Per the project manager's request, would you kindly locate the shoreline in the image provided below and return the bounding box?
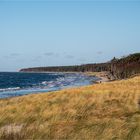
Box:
[19,71,112,83]
[0,71,116,100]
[0,72,98,100]
[84,71,113,83]
[0,72,109,100]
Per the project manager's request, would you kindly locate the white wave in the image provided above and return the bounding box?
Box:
[41,81,48,85]
[0,87,20,92]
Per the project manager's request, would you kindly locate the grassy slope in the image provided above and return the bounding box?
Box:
[0,76,140,140]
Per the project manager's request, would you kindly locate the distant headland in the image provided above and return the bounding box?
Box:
[20,53,140,80]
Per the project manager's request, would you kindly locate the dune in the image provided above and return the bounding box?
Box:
[0,76,140,139]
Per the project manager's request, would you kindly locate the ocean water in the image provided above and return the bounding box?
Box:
[0,72,98,99]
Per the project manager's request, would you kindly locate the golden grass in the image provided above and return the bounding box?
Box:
[0,76,140,140]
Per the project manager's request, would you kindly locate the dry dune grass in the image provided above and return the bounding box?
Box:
[0,76,140,140]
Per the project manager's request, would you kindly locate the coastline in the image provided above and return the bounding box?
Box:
[19,70,114,84]
[19,71,113,85]
[85,71,112,83]
[0,71,115,100]
[0,72,98,99]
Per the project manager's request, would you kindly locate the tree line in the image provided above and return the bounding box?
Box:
[20,63,110,73]
[20,53,140,79]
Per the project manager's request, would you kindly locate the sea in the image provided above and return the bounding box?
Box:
[0,72,99,99]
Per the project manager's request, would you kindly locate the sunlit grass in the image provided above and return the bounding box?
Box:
[0,76,140,140]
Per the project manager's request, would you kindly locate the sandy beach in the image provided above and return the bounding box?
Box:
[85,71,113,83]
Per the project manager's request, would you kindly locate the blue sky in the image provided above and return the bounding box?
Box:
[0,0,140,71]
